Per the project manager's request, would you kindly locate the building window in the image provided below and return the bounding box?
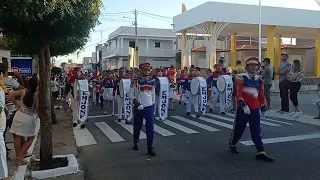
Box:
[154,42,161,48]
[129,41,136,48]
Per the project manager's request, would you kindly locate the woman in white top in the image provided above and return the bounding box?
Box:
[9,78,39,165]
[288,60,304,118]
[0,85,8,180]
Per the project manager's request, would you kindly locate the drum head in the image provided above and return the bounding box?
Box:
[217,76,226,92]
[190,78,199,95]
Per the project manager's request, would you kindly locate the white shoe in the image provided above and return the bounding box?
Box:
[292,111,302,118]
[288,112,296,116]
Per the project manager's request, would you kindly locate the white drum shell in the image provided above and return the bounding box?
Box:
[155,77,169,96]
[217,75,232,92]
[119,79,131,98]
[190,77,207,95]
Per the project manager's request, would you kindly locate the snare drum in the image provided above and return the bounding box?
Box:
[217,75,233,92]
[119,79,131,98]
[190,77,207,95]
[155,77,169,96]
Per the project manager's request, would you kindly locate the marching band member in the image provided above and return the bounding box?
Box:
[133,63,156,156]
[167,66,177,111]
[70,67,87,129]
[177,70,186,105]
[183,67,200,118]
[115,68,126,123]
[97,78,104,108]
[92,70,100,105]
[92,79,98,105]
[228,57,274,162]
[101,71,115,115]
[208,64,226,114]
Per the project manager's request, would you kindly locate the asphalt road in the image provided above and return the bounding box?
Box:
[75,101,320,180]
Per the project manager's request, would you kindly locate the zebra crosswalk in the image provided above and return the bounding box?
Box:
[73,112,294,147]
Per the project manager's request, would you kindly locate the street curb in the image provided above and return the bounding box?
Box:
[12,118,41,180]
[266,110,320,126]
[31,154,79,179]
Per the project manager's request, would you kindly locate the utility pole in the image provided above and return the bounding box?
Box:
[134,9,139,67]
[100,31,103,43]
[258,0,262,62]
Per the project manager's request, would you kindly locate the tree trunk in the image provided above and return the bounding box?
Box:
[39,45,53,170]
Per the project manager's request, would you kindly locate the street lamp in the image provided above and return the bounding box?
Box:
[258,0,262,62]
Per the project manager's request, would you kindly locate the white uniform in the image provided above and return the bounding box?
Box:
[0,88,7,180]
[72,79,89,125]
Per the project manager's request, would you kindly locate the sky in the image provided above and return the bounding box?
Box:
[55,0,320,65]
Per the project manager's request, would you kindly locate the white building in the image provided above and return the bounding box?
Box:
[102,26,177,69]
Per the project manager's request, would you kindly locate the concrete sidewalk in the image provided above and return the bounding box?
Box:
[270,92,317,117]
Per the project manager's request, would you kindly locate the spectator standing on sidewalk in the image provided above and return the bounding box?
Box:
[274,53,291,113]
[0,84,8,180]
[261,58,273,110]
[314,84,320,119]
[288,60,304,117]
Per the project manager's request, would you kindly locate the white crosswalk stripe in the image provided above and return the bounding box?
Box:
[116,121,147,139]
[163,120,199,134]
[205,113,249,127]
[95,122,125,142]
[195,115,234,129]
[171,115,220,132]
[154,124,176,136]
[224,112,284,127]
[75,111,294,147]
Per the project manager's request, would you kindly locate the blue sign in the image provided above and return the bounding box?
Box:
[11,58,33,76]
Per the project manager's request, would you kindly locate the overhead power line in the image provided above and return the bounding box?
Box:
[137,11,172,20]
[101,11,134,15]
[83,25,133,49]
[138,13,172,22]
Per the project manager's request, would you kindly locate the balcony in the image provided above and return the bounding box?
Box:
[103,47,176,59]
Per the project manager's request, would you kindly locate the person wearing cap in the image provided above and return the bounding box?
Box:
[182,67,200,118]
[101,70,115,115]
[207,64,226,114]
[167,68,176,111]
[70,67,87,129]
[275,53,291,113]
[133,63,156,156]
[229,57,274,162]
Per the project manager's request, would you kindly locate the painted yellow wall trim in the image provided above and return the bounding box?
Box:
[315,30,320,77]
[182,3,187,12]
[274,35,281,79]
[230,34,237,67]
[181,3,187,69]
[267,26,275,66]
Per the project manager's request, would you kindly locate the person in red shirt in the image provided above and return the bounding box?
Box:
[228,57,274,162]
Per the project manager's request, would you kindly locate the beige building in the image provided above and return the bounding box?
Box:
[64,63,83,71]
